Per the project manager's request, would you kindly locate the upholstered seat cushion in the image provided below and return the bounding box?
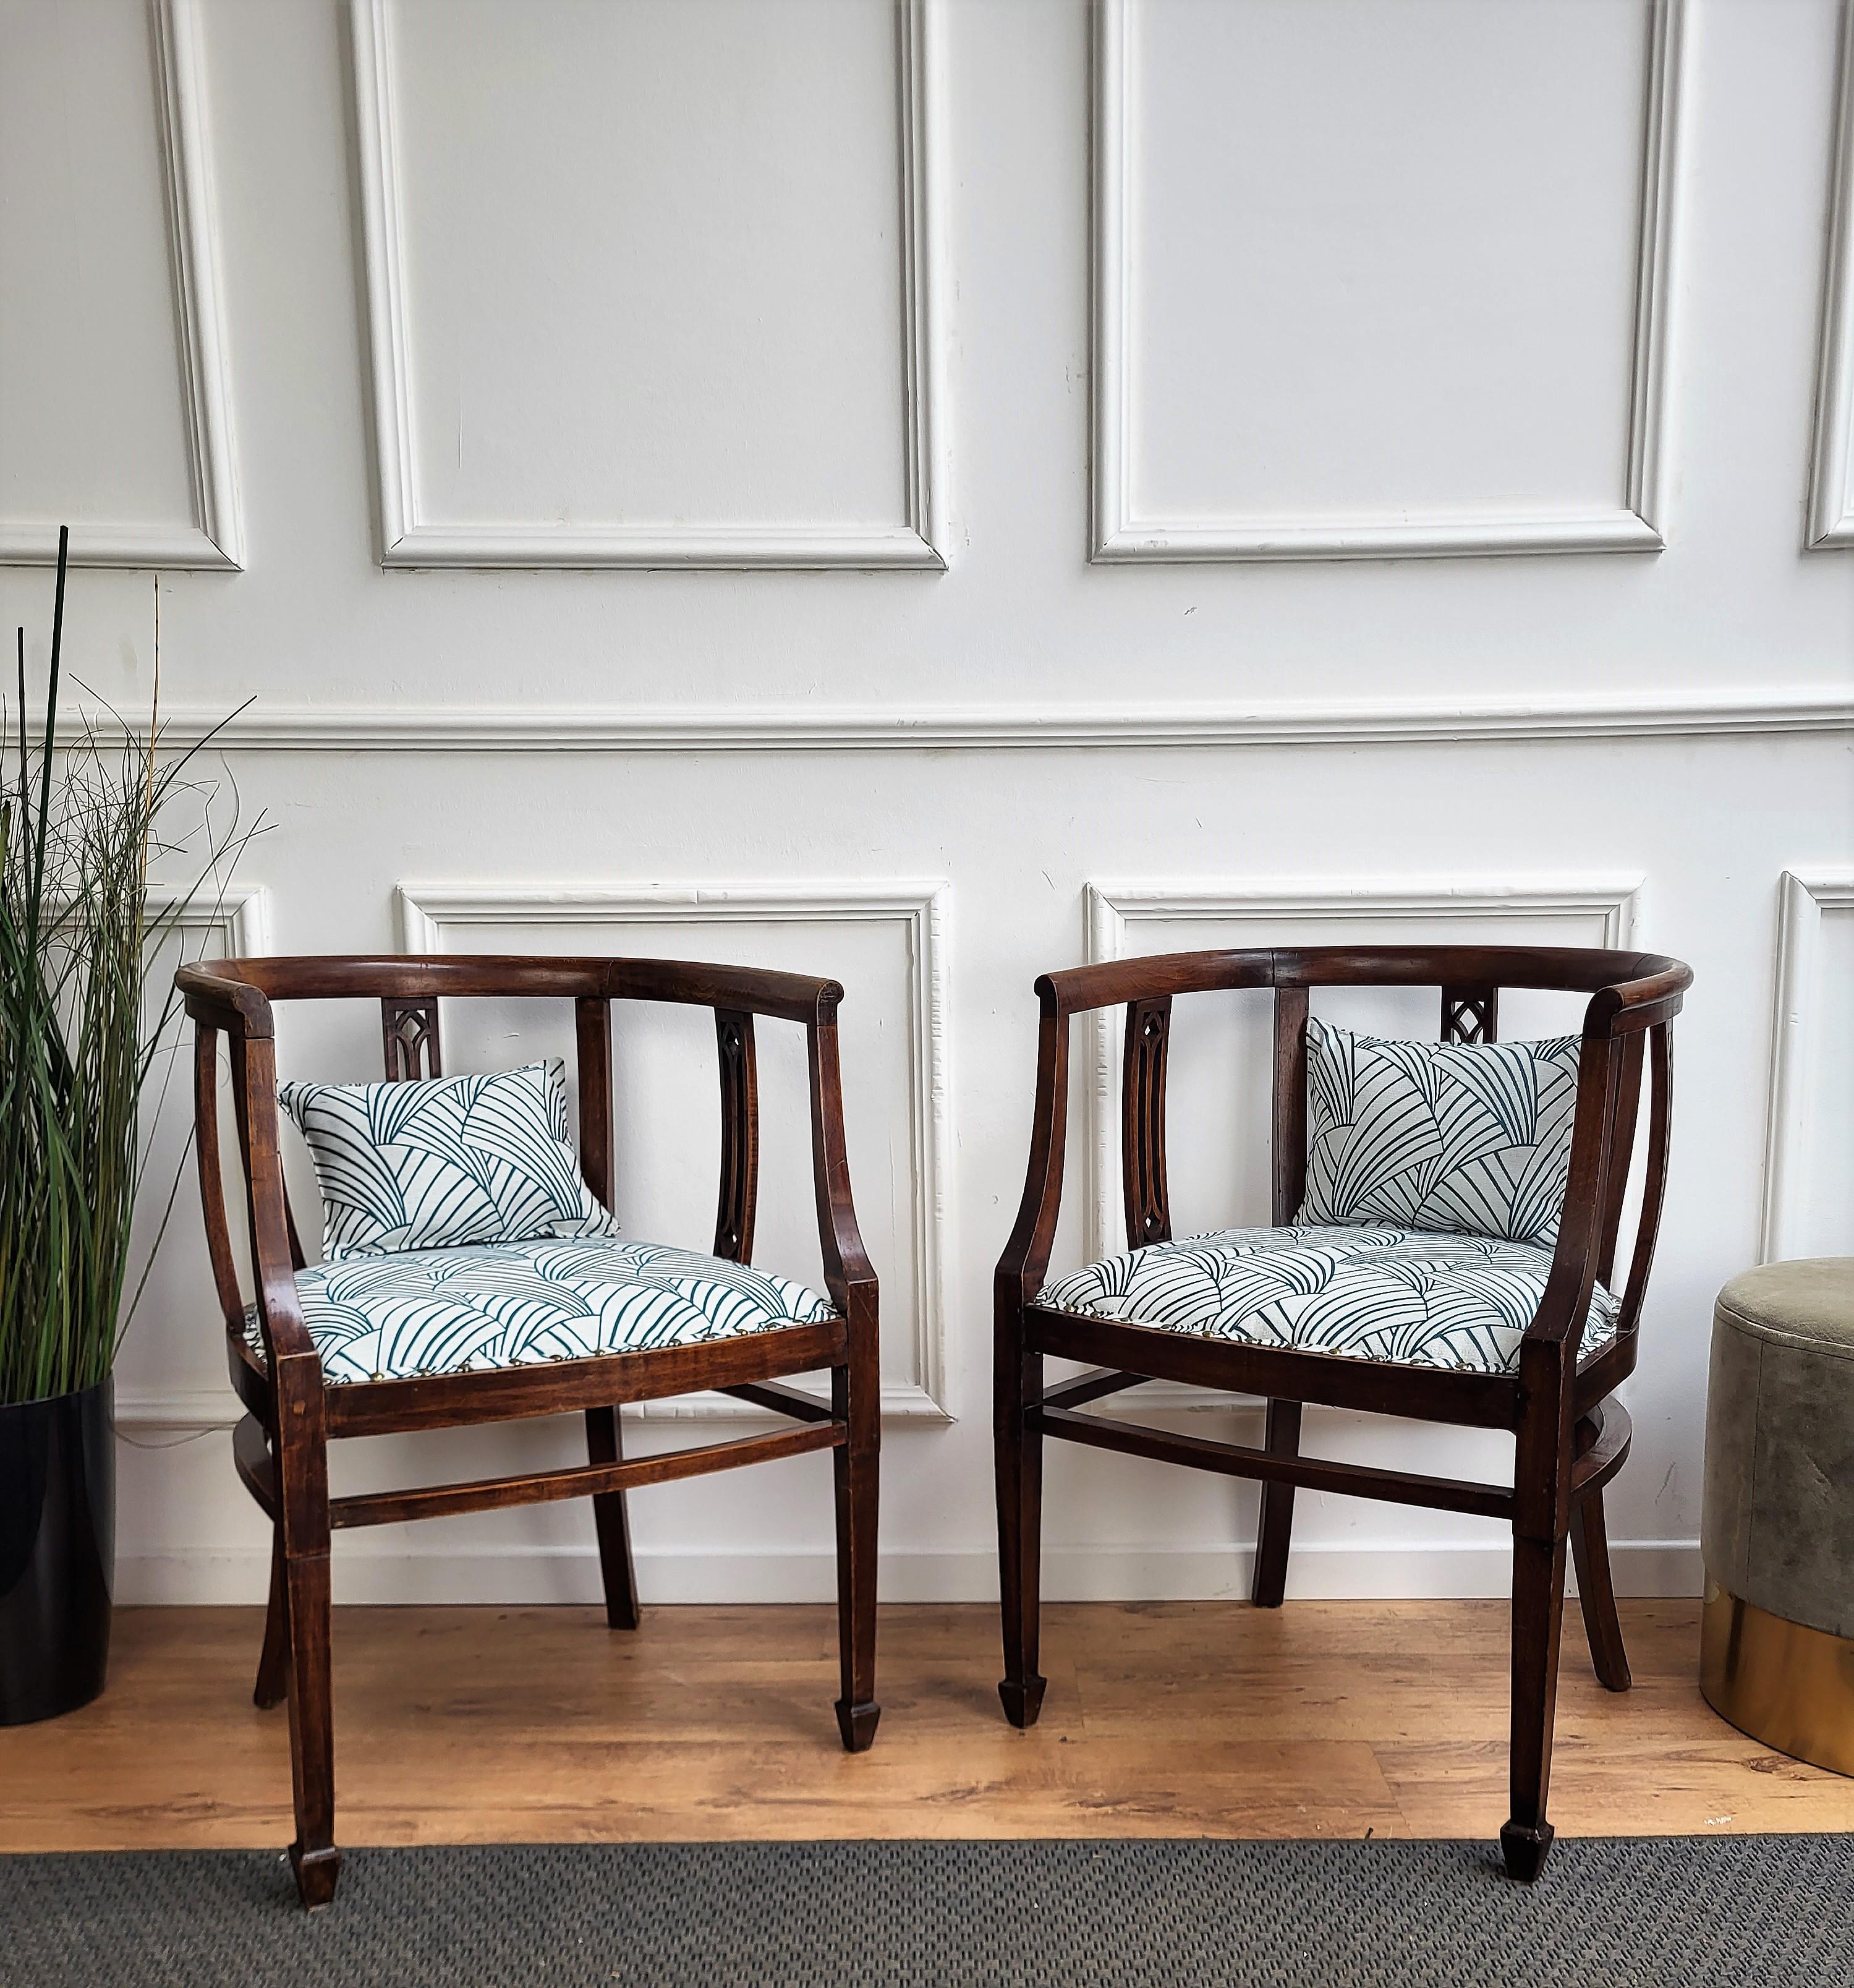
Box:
[1036,1225,1617,1376]
[242,1237,836,1385]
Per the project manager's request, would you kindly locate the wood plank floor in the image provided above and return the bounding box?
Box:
[3,1601,1851,1851]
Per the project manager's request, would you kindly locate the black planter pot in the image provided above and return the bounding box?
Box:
[0,1376,115,1725]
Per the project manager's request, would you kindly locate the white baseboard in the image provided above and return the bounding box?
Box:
[116,1538,1704,1607]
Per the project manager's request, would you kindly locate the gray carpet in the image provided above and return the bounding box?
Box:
[2,1837,1850,1986]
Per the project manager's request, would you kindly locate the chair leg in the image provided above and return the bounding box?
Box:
[995,1308,1046,1728]
[283,1545,339,1907]
[585,1406,641,1631]
[831,1308,881,1752]
[1569,1487,1632,1692]
[253,1525,290,1709]
[273,1391,339,1910]
[1501,1529,1568,1883]
[1250,1398,1302,1608]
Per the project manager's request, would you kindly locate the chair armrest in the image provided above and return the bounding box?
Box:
[1036,950,1274,1018]
[806,1004,878,1313]
[177,960,275,1039]
[1581,955,1691,1035]
[1000,957,1272,1288]
[1526,965,1688,1352]
[1526,1041,1617,1351]
[226,1028,318,1372]
[996,988,1071,1307]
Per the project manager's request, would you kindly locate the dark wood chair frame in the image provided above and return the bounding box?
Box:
[993,944,1689,1881]
[177,953,882,1908]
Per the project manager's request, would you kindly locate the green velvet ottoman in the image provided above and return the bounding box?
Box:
[1700,1256,1854,1775]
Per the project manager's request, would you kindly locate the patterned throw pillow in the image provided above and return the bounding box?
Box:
[278,1060,619,1262]
[1295,1017,1583,1247]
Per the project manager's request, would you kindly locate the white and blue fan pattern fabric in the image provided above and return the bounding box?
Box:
[1037,1226,1617,1376]
[278,1061,619,1262]
[1296,1018,1583,1248]
[242,1236,837,1385]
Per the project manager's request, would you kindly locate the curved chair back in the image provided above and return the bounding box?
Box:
[175,952,857,1340]
[1006,944,1690,1372]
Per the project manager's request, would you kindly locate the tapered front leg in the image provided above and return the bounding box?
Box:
[274,1363,339,1909]
[283,1545,339,1906]
[585,1406,641,1631]
[1502,1323,1576,1883]
[254,1524,289,1709]
[1502,1529,1568,1882]
[995,1303,1046,1728]
[831,1303,881,1751]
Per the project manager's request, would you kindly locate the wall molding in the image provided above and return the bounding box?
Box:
[350,0,947,571]
[147,877,269,958]
[1078,874,1643,1410]
[113,1536,1705,1606]
[48,687,1854,755]
[1809,2,1854,548]
[116,1388,244,1432]
[0,0,243,571]
[390,879,951,1422]
[1091,0,1683,563]
[1759,869,1854,1261]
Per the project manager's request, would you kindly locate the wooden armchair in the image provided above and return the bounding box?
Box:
[993,944,1688,1879]
[177,954,881,1908]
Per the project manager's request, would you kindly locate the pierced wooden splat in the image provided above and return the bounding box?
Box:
[381,997,442,1080]
[1441,986,1499,1045]
[1122,995,1172,1248]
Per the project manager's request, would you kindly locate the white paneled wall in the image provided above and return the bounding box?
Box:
[352,0,945,566]
[1094,0,1677,558]
[1811,6,1854,544]
[1761,871,1854,1261]
[0,0,241,566]
[1,0,1849,1606]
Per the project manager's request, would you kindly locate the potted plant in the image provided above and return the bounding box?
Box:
[0,528,248,1724]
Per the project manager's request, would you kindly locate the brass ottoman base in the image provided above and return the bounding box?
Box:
[1700,1581,1854,1778]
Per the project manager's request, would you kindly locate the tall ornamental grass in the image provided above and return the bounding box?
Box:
[1,529,250,1406]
